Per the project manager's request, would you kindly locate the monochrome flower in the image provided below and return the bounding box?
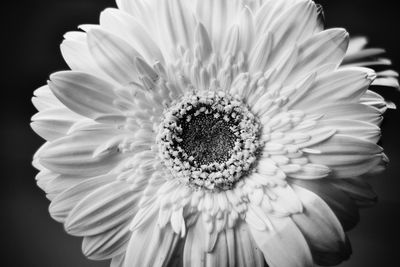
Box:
[31,0,397,266]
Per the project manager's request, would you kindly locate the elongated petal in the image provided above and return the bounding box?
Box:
[35,170,57,194]
[255,0,301,35]
[319,119,380,143]
[331,178,377,208]
[160,0,196,53]
[346,36,367,55]
[249,216,313,267]
[32,85,64,111]
[268,0,319,68]
[82,222,131,260]
[43,174,87,200]
[31,107,83,141]
[234,222,265,267]
[292,185,351,266]
[308,134,383,177]
[248,32,273,72]
[111,253,125,267]
[38,128,126,177]
[194,22,213,61]
[60,37,113,82]
[205,230,229,267]
[238,7,255,52]
[183,217,206,267]
[116,0,159,34]
[222,25,240,57]
[285,28,349,84]
[65,181,141,236]
[343,48,386,65]
[49,173,116,223]
[310,103,383,126]
[100,8,164,64]
[291,179,360,231]
[184,218,264,267]
[124,221,179,267]
[49,71,121,120]
[361,90,391,113]
[290,164,331,180]
[292,68,375,110]
[268,185,303,215]
[87,28,141,84]
[196,0,241,50]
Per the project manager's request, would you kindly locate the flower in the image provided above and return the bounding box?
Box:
[31,0,398,266]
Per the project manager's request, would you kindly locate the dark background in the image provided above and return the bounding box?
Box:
[2,0,399,266]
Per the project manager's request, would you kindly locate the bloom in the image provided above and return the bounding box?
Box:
[31,0,398,266]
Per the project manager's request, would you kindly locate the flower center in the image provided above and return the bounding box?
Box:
[157,91,261,191]
[179,112,236,165]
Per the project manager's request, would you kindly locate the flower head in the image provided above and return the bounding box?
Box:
[31,0,398,266]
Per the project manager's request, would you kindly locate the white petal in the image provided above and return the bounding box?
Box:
[205,230,229,267]
[331,178,377,207]
[346,36,368,55]
[291,179,360,231]
[43,174,86,200]
[238,7,255,52]
[129,201,160,231]
[183,217,206,267]
[267,0,319,68]
[32,85,64,111]
[124,222,179,267]
[319,119,380,143]
[373,76,400,89]
[329,154,384,178]
[289,164,331,180]
[87,28,141,84]
[196,0,241,51]
[248,32,273,72]
[35,170,57,195]
[234,222,265,267]
[49,173,116,223]
[194,22,213,61]
[82,222,131,260]
[31,107,83,141]
[111,254,125,267]
[361,90,390,113]
[49,71,121,120]
[60,37,114,82]
[291,67,375,110]
[160,0,196,53]
[307,135,384,178]
[249,216,313,267]
[222,25,240,57]
[65,181,141,236]
[38,127,126,177]
[255,0,302,35]
[116,0,159,34]
[268,185,303,215]
[100,8,165,64]
[285,28,349,85]
[63,31,86,42]
[292,185,350,266]
[343,47,386,64]
[310,103,383,126]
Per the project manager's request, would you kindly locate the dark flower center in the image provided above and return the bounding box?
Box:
[179,111,237,166]
[157,91,261,191]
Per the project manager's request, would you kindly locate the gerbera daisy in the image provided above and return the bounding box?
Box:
[31,0,398,266]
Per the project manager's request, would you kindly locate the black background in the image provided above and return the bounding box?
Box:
[2,0,400,266]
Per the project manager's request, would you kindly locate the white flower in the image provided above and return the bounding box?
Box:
[31,0,398,266]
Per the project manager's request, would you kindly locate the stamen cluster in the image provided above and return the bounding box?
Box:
[157,91,262,190]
